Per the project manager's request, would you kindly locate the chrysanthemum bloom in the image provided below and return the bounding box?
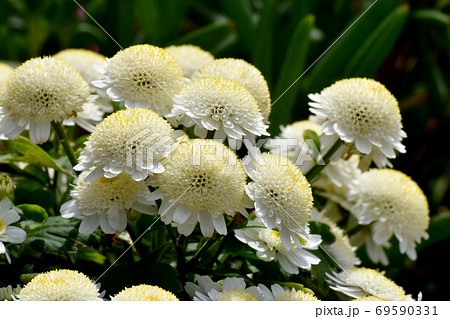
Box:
[347,168,429,261]
[111,284,179,301]
[155,139,249,237]
[243,153,314,249]
[185,276,264,301]
[234,219,321,273]
[61,170,158,234]
[265,120,323,163]
[18,269,102,301]
[92,44,185,116]
[169,77,268,149]
[192,58,271,123]
[311,214,360,269]
[308,78,406,167]
[74,108,178,182]
[0,57,90,144]
[326,268,412,301]
[258,284,320,301]
[165,44,214,79]
[0,198,27,263]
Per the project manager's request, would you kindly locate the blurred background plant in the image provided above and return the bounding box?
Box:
[0,0,449,300]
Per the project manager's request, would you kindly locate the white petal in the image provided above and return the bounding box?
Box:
[79,215,100,234]
[198,212,215,237]
[5,226,27,243]
[212,216,227,235]
[107,208,127,231]
[29,121,51,144]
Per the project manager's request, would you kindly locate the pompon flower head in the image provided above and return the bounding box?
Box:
[18,269,102,301]
[243,152,314,249]
[347,168,429,261]
[0,197,27,264]
[308,78,406,167]
[61,170,158,234]
[192,58,271,123]
[326,268,411,301]
[74,108,178,182]
[155,139,249,237]
[111,284,179,301]
[265,120,322,163]
[258,284,320,301]
[311,213,360,269]
[234,219,321,273]
[92,44,185,116]
[165,44,214,79]
[185,276,264,301]
[169,77,268,149]
[0,57,90,144]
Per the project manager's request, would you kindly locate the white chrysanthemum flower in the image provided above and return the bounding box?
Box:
[92,44,185,116]
[155,139,249,237]
[308,78,406,167]
[192,58,271,123]
[265,120,322,163]
[244,153,314,249]
[169,78,268,149]
[258,284,320,301]
[18,269,102,301]
[111,284,179,301]
[0,57,90,144]
[185,276,264,301]
[311,213,360,269]
[347,168,429,261]
[0,198,27,264]
[165,44,214,79]
[61,170,158,234]
[74,108,178,182]
[234,219,321,273]
[326,268,411,301]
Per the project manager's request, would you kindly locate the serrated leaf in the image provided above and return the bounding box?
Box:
[8,136,75,178]
[342,5,409,77]
[22,216,82,255]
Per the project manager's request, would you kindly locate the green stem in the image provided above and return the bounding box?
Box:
[126,222,148,259]
[305,139,344,183]
[51,121,78,169]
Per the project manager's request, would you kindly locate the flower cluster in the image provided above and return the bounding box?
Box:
[0,41,428,303]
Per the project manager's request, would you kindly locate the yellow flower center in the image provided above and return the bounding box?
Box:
[215,289,257,301]
[0,218,7,237]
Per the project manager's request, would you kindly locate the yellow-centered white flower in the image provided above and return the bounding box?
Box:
[308,78,406,167]
[244,153,314,249]
[0,57,90,144]
[192,58,271,123]
[92,44,185,116]
[155,139,249,237]
[111,284,179,301]
[258,284,320,301]
[74,108,178,182]
[0,198,26,264]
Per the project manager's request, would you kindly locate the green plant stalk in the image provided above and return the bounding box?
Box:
[305,139,343,183]
[51,121,78,169]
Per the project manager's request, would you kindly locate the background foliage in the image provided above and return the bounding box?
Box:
[0,0,449,300]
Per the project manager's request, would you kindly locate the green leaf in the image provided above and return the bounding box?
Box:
[412,9,450,28]
[219,0,255,55]
[270,14,315,134]
[16,204,48,224]
[309,221,335,246]
[77,247,106,265]
[342,5,410,77]
[99,259,182,297]
[304,0,404,93]
[8,136,75,178]
[22,216,82,255]
[252,0,277,87]
[417,212,450,252]
[172,22,236,55]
